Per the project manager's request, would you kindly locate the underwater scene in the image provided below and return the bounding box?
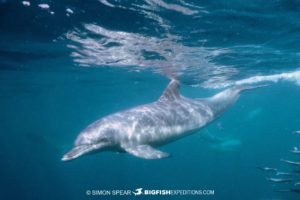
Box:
[1,0,300,199]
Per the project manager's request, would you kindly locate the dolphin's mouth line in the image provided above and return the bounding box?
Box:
[61,142,108,161]
[61,144,95,161]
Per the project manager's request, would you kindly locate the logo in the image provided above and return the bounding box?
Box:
[133,188,143,196]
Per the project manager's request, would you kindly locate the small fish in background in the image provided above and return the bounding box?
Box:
[66,8,74,14]
[36,3,55,15]
[38,4,50,9]
[292,130,300,134]
[22,1,30,6]
[266,178,293,183]
[66,8,74,17]
[256,166,277,172]
[280,159,300,166]
[294,182,300,186]
[290,147,300,154]
[275,171,295,176]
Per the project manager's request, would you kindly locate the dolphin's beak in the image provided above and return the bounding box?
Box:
[61,145,95,161]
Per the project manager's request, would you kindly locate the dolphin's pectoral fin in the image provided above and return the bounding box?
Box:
[123,145,171,159]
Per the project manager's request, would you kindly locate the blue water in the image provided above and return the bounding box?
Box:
[1,0,300,199]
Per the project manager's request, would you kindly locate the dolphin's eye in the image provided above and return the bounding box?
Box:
[98,137,110,143]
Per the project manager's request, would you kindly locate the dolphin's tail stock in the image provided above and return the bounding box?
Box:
[204,83,269,119]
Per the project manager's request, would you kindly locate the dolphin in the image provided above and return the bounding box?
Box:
[62,79,265,161]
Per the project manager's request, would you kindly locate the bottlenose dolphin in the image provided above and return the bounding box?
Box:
[62,80,265,161]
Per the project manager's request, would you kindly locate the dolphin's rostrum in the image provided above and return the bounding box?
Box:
[62,80,265,161]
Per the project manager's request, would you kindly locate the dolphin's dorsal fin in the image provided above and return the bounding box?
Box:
[159,79,181,101]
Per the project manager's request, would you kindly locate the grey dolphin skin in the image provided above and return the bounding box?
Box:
[62,80,266,161]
